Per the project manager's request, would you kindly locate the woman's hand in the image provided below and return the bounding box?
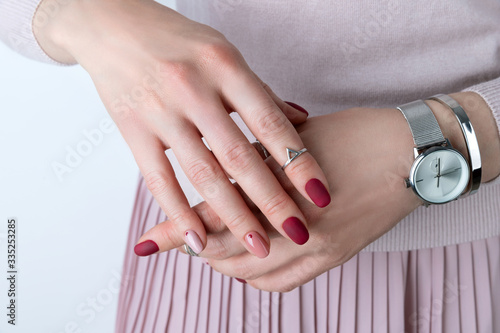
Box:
[33,0,331,257]
[134,91,500,292]
[140,107,422,291]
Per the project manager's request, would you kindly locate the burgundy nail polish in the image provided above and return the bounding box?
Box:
[235,278,247,284]
[305,178,331,208]
[285,101,309,116]
[282,217,309,245]
[134,240,159,256]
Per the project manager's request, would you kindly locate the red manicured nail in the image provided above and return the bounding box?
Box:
[285,101,309,116]
[245,232,270,258]
[282,217,309,245]
[305,178,331,208]
[235,278,247,284]
[134,240,159,256]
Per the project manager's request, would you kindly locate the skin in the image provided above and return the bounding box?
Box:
[33,0,500,292]
[142,93,500,292]
[33,0,331,257]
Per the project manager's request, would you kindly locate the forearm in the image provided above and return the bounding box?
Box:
[426,91,500,184]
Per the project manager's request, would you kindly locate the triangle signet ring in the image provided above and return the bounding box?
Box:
[282,147,308,170]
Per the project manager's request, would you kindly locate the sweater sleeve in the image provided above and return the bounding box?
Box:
[462,77,500,186]
[0,0,69,65]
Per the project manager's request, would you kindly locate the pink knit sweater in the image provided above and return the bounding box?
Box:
[1,0,499,251]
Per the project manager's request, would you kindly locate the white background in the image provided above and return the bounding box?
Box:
[0,1,176,332]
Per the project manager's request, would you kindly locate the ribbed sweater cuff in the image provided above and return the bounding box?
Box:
[463,77,500,186]
[0,0,70,65]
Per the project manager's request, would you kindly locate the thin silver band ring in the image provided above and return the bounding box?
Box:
[255,140,270,159]
[184,244,199,257]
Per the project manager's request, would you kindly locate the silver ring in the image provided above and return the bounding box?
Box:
[282,148,307,170]
[255,140,270,159]
[184,244,199,257]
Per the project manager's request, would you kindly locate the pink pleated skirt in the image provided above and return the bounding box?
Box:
[115,175,500,333]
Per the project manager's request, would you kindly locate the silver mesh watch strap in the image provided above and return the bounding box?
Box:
[396,100,445,149]
[429,94,481,195]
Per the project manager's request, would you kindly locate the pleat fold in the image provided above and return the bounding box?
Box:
[116,175,500,333]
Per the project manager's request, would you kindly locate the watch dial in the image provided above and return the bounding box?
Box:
[412,148,470,204]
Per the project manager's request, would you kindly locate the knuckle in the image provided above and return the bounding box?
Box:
[187,160,221,187]
[144,170,170,197]
[159,61,194,83]
[221,141,256,174]
[206,235,230,260]
[256,106,289,138]
[225,213,248,231]
[261,192,290,217]
[167,208,194,225]
[197,40,241,71]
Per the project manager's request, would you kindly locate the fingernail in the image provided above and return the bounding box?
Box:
[235,278,247,284]
[282,217,309,245]
[285,101,309,116]
[245,232,270,258]
[134,240,159,256]
[305,178,331,208]
[184,230,203,254]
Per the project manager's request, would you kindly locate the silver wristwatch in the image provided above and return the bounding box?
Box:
[397,99,470,205]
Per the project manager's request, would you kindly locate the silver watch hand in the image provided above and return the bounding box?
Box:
[437,158,441,188]
[436,167,462,178]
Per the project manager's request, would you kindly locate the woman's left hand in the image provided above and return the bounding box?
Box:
[142,106,427,291]
[137,91,500,292]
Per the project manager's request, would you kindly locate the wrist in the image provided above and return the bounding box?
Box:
[426,92,500,183]
[33,0,84,64]
[33,0,183,66]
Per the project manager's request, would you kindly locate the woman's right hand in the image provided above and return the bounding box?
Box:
[33,0,331,257]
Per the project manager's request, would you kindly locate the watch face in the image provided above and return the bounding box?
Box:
[410,147,470,204]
